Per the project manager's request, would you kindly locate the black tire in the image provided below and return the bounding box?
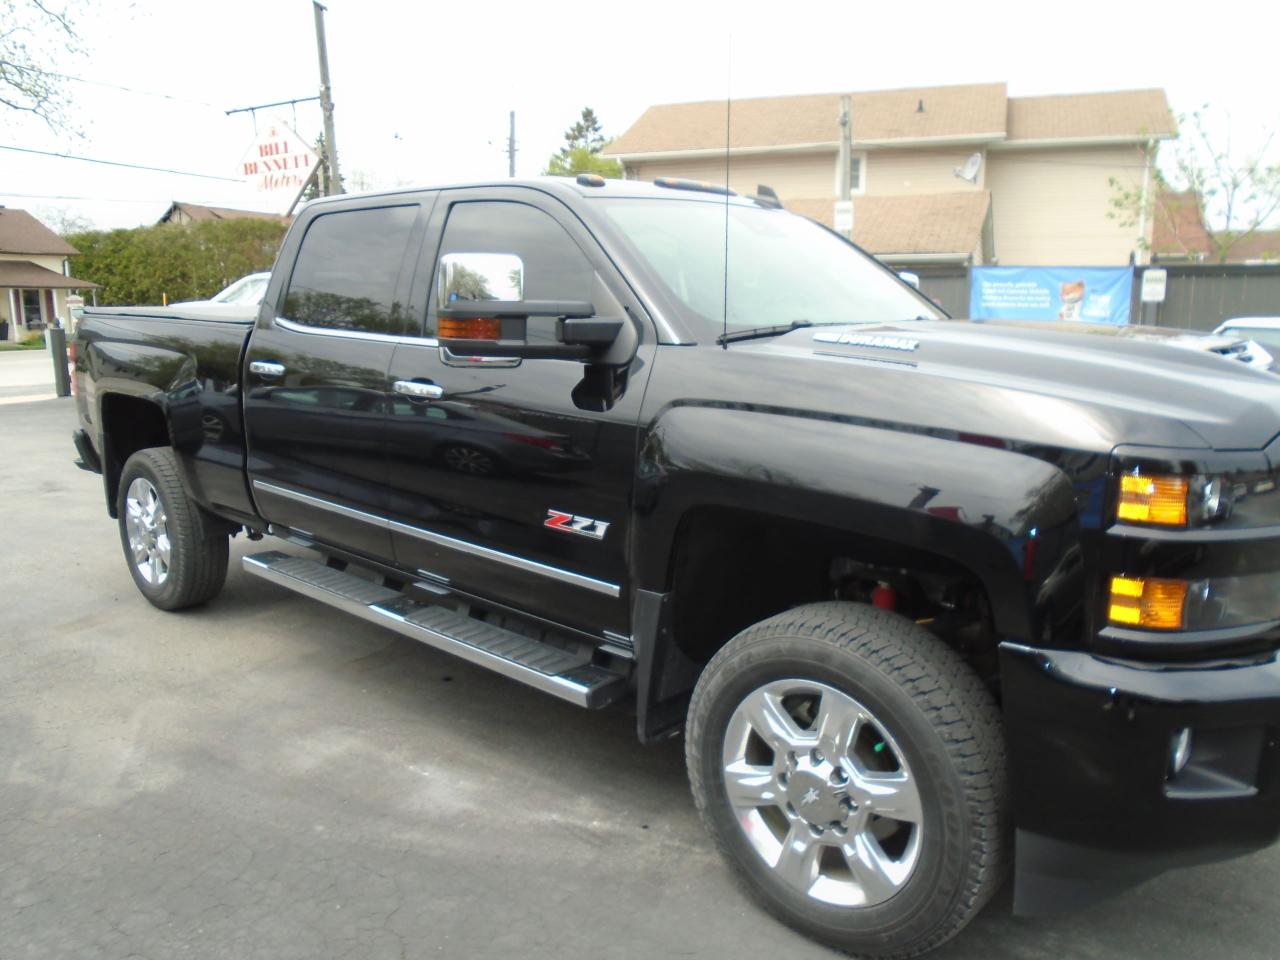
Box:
[686,601,1007,958]
[116,447,229,611]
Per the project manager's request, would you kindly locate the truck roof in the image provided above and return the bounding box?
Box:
[299,175,765,211]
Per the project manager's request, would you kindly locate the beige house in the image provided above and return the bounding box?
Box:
[0,208,97,343]
[605,83,1176,267]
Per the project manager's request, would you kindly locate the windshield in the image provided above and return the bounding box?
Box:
[1220,327,1280,355]
[597,198,944,338]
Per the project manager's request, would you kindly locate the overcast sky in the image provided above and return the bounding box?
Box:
[2,0,1275,231]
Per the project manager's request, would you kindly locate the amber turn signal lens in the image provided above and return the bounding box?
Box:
[439,316,501,340]
[1108,576,1187,630]
[1117,474,1189,526]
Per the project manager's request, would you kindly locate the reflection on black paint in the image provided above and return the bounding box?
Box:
[282,290,408,334]
[387,397,591,479]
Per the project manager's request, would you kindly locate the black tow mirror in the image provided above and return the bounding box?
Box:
[436,300,624,360]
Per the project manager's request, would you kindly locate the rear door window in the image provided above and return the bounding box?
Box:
[283,204,418,334]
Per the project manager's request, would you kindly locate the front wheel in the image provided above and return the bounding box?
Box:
[117,447,229,610]
[686,602,1007,958]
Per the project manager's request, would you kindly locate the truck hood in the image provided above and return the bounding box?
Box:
[748,319,1280,452]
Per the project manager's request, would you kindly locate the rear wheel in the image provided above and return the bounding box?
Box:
[686,602,1007,958]
[117,447,229,610]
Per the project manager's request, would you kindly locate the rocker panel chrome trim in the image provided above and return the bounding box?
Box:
[250,480,621,598]
[387,519,621,597]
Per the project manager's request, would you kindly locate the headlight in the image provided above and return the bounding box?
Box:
[1117,474,1188,525]
[1107,572,1280,632]
[1108,575,1187,629]
[1114,469,1280,530]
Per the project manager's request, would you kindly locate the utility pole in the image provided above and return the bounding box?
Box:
[835,94,854,241]
[507,111,517,178]
[313,1,342,195]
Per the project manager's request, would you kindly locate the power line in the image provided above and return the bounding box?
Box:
[46,72,223,110]
[225,96,319,117]
[0,191,230,205]
[0,145,244,182]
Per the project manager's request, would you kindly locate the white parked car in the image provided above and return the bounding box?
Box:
[173,272,271,310]
[208,272,270,305]
[1213,317,1280,370]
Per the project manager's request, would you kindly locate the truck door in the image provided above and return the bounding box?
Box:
[384,189,655,639]
[244,199,428,559]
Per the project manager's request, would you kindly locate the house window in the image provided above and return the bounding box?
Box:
[835,152,867,196]
[20,289,45,329]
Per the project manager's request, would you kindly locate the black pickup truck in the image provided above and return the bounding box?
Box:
[72,176,1280,957]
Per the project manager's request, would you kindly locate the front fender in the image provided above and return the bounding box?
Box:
[634,403,1085,643]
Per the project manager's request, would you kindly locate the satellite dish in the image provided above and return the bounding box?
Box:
[954,152,982,184]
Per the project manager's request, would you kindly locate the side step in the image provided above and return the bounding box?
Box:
[243,551,627,708]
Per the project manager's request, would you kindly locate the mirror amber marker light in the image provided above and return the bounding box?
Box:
[1117,474,1189,525]
[1108,576,1187,630]
[439,317,502,340]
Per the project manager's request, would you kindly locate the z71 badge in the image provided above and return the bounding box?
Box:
[545,510,610,540]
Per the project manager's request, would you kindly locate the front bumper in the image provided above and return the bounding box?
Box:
[1001,641,1280,915]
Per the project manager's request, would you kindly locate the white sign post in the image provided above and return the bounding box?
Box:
[1141,268,1167,303]
[65,293,84,326]
[833,200,854,238]
[238,120,319,212]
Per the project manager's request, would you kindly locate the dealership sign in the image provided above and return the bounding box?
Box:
[239,120,318,195]
[969,266,1134,325]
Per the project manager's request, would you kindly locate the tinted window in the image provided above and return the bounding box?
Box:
[284,205,418,333]
[431,201,594,338]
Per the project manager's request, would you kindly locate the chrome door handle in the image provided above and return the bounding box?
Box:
[249,360,286,378]
[393,380,444,400]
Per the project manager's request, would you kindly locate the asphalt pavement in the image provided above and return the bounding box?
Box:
[0,344,58,404]
[2,388,1278,959]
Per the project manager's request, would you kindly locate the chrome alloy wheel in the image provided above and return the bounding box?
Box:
[124,477,171,586]
[722,679,923,908]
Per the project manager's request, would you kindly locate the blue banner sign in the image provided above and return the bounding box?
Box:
[969,266,1134,325]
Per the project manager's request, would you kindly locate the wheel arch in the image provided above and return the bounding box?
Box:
[98,391,173,518]
[630,405,1087,739]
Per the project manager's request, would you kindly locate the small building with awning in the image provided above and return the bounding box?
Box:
[0,207,98,343]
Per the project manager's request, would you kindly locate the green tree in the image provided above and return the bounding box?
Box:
[565,107,605,151]
[544,107,622,179]
[67,218,289,305]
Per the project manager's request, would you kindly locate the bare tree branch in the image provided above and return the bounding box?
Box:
[0,0,85,130]
[1113,106,1280,262]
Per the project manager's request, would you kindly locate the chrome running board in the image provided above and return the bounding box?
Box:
[243,551,627,708]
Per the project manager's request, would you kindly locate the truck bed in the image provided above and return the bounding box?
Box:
[74,305,258,524]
